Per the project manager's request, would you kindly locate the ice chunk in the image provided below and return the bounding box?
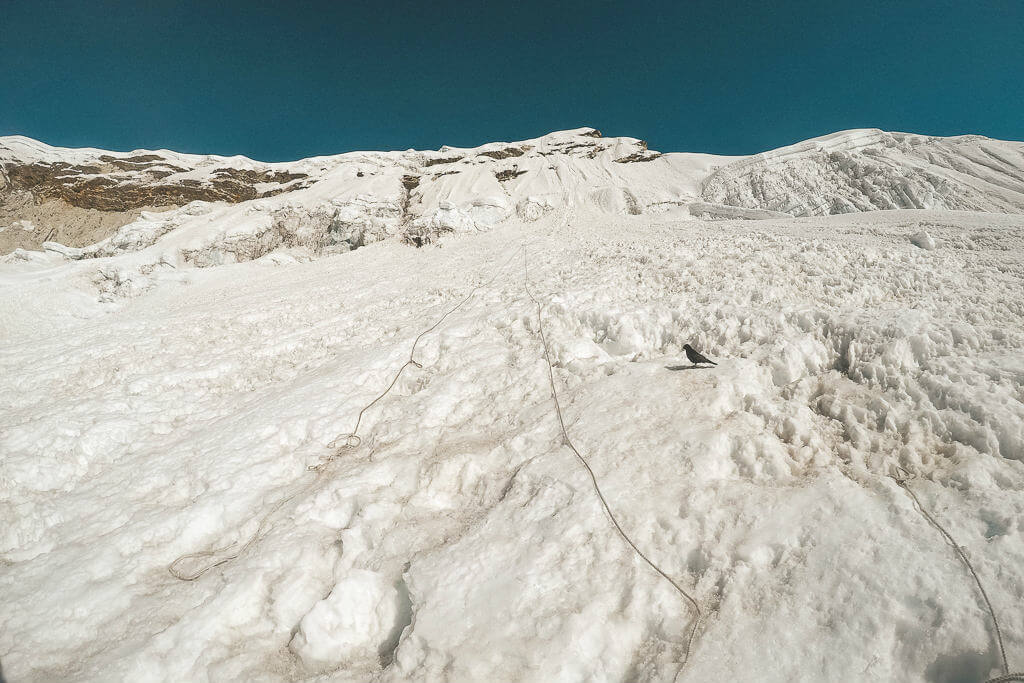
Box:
[289,570,400,669]
[910,230,937,250]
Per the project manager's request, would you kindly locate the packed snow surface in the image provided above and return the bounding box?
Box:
[3,208,1024,682]
[1,129,1024,683]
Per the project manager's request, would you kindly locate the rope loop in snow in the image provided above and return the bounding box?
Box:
[325,433,361,451]
[167,485,305,581]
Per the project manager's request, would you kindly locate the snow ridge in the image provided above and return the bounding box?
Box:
[701,129,1024,216]
[3,127,1022,265]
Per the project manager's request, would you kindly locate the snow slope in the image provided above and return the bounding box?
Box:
[1,201,1023,682]
[701,129,1024,216]
[7,127,1024,262]
[1,128,740,257]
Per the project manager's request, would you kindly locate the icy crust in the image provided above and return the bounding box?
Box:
[1,208,1022,682]
[701,129,1024,216]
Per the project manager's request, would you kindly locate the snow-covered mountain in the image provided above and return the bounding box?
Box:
[701,129,1024,216]
[0,128,724,259]
[1,128,1023,683]
[4,127,1024,263]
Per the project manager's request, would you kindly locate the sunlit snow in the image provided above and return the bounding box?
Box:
[1,129,1023,683]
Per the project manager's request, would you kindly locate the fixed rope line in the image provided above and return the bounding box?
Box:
[889,466,1022,682]
[522,249,703,671]
[169,249,522,581]
[325,247,524,452]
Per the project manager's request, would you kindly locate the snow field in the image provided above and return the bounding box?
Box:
[1,208,1023,682]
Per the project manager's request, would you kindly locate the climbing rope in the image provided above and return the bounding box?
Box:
[169,248,522,581]
[522,249,704,671]
[324,247,523,453]
[889,466,1022,682]
[168,481,311,581]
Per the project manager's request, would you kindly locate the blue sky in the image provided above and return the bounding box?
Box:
[2,0,1022,160]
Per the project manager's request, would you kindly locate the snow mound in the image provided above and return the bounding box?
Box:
[290,570,405,669]
[910,230,937,250]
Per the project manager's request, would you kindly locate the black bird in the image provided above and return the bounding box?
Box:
[683,344,717,366]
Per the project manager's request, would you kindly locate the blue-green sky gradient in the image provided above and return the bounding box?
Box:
[2,0,1022,160]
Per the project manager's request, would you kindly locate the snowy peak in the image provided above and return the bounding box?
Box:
[429,127,657,162]
[700,128,1024,215]
[1,127,726,260]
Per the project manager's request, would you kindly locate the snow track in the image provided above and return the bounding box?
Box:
[1,208,1023,682]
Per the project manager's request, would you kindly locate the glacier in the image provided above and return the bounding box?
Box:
[1,128,1023,683]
